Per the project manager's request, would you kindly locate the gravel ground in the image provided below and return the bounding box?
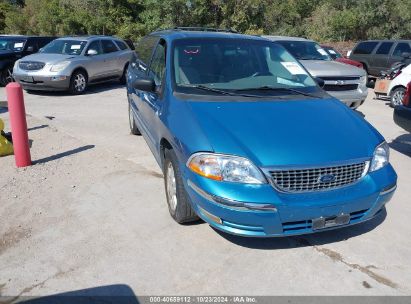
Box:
[0,84,410,300]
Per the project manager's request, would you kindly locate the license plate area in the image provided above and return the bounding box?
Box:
[312,214,350,230]
[21,76,34,83]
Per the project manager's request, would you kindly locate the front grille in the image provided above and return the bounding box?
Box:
[269,162,368,193]
[320,76,360,81]
[324,84,358,91]
[19,61,45,71]
[281,208,369,233]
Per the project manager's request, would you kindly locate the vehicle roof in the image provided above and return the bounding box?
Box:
[356,39,411,43]
[149,29,268,42]
[262,35,313,42]
[57,35,122,41]
[0,35,54,39]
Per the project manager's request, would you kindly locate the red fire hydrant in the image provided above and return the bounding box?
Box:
[6,82,31,167]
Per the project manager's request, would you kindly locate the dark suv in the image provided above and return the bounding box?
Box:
[349,40,411,76]
[0,35,55,86]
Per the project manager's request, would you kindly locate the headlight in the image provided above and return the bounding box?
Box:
[50,61,70,72]
[187,153,266,184]
[360,75,367,86]
[370,141,389,172]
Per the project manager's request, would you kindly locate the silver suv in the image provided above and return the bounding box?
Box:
[264,36,368,109]
[13,36,134,94]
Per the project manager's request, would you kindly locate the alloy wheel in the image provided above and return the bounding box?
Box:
[166,162,178,212]
[74,74,86,92]
[392,90,404,106]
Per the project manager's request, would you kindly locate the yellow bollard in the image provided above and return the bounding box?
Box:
[0,118,14,156]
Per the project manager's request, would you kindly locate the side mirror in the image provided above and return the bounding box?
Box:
[315,77,325,88]
[26,46,34,52]
[87,49,98,56]
[133,78,156,92]
[401,52,411,59]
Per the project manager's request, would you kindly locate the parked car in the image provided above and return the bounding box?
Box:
[393,82,411,132]
[385,63,411,107]
[349,40,411,77]
[0,35,55,86]
[321,45,363,69]
[127,28,396,237]
[264,36,368,109]
[13,36,134,94]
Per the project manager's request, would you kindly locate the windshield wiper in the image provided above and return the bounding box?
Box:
[180,84,264,98]
[235,86,319,98]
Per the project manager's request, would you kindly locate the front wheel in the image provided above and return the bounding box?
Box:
[164,149,198,223]
[69,70,87,94]
[390,87,405,107]
[0,67,14,86]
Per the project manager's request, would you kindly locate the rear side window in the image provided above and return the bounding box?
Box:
[353,41,379,55]
[393,42,411,57]
[376,42,394,55]
[115,40,128,50]
[101,40,118,53]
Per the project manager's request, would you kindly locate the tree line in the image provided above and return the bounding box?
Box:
[0,0,410,43]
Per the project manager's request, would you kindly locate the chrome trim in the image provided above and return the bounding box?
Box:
[380,184,397,195]
[187,180,277,211]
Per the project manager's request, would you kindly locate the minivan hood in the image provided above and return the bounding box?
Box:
[186,98,382,167]
[19,53,77,64]
[300,60,366,77]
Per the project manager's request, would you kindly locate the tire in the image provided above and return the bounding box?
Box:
[128,102,141,135]
[119,64,128,85]
[69,70,87,95]
[163,148,198,224]
[0,67,14,86]
[390,87,406,107]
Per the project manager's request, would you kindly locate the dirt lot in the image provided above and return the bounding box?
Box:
[0,84,411,299]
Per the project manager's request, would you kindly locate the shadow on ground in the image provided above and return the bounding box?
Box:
[389,134,411,157]
[33,145,95,164]
[25,82,125,97]
[215,208,387,250]
[11,284,139,304]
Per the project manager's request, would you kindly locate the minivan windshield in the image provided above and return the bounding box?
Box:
[278,41,332,61]
[173,38,321,96]
[0,38,27,52]
[40,39,87,55]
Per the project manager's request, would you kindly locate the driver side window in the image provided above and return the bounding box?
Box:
[149,42,166,86]
[87,40,102,55]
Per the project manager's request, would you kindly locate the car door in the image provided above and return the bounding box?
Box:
[370,41,394,73]
[83,40,108,81]
[100,39,120,77]
[389,42,411,67]
[137,40,167,152]
[129,36,160,151]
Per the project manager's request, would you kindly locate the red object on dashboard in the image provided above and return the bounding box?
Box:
[335,57,364,69]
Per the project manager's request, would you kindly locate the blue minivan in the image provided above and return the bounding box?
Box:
[126,28,397,237]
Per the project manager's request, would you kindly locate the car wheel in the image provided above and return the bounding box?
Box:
[69,70,87,94]
[128,102,141,135]
[390,87,406,107]
[0,67,14,86]
[164,148,198,223]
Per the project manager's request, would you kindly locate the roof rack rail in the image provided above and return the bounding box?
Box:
[171,27,238,33]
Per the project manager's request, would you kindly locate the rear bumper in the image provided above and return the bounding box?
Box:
[13,73,70,91]
[184,164,397,237]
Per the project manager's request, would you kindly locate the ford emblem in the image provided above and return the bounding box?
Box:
[318,174,336,183]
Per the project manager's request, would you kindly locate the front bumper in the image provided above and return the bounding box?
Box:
[184,164,397,237]
[327,88,368,109]
[13,73,71,91]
